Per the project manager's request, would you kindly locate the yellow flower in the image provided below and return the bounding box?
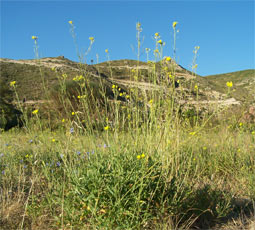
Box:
[194,85,198,90]
[72,112,76,116]
[68,21,73,25]
[99,209,106,214]
[252,131,255,135]
[105,49,109,53]
[126,95,130,99]
[172,21,178,28]
[104,126,109,131]
[192,64,198,69]
[32,36,38,40]
[52,138,56,142]
[89,37,95,42]
[62,119,65,123]
[137,155,141,159]
[141,153,145,158]
[166,56,171,62]
[112,84,116,89]
[155,32,159,38]
[119,93,123,96]
[149,99,153,104]
[158,40,163,45]
[32,109,38,115]
[226,81,233,88]
[239,122,243,127]
[189,131,196,136]
[10,81,16,87]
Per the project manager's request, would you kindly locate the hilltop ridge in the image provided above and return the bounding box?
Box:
[1,57,254,107]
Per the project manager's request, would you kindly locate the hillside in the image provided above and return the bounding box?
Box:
[1,56,252,109]
[205,69,255,104]
[0,56,109,101]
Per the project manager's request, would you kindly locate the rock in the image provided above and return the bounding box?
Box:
[242,106,255,123]
[249,106,255,116]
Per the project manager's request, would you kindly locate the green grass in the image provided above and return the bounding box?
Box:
[1,125,255,229]
[0,21,255,230]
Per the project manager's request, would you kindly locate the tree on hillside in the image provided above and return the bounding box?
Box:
[0,79,14,103]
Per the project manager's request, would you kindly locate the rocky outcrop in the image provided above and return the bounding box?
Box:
[242,106,255,123]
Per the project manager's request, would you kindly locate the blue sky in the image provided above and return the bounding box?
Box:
[1,0,254,76]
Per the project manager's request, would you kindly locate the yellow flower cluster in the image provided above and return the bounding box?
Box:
[62,73,67,79]
[189,131,196,136]
[154,32,160,39]
[104,126,109,131]
[172,21,178,28]
[158,40,163,45]
[136,22,142,32]
[226,81,233,88]
[10,81,16,87]
[89,37,95,42]
[193,46,200,54]
[154,49,159,54]
[32,109,38,115]
[136,22,141,28]
[137,153,145,159]
[77,95,86,99]
[165,56,171,62]
[32,36,38,40]
[73,75,84,81]
[192,64,198,69]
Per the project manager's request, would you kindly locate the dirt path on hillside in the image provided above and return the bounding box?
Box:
[0,58,80,71]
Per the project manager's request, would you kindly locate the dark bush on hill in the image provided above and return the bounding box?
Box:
[0,79,22,130]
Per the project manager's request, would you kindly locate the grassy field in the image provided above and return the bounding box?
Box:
[1,21,255,229]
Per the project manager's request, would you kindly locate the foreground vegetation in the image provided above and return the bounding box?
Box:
[1,21,254,229]
[1,124,255,229]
